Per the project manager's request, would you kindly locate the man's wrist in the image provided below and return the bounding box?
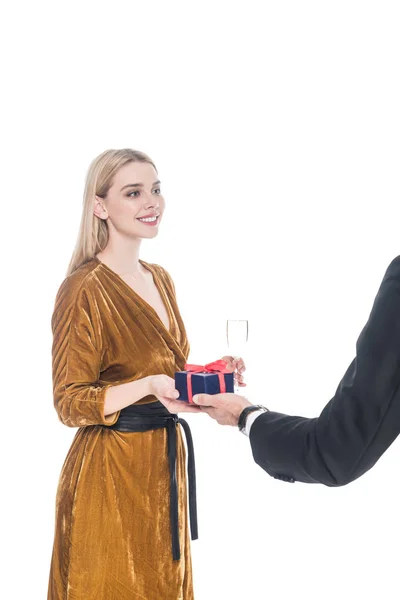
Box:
[242,409,265,436]
[238,404,260,431]
[238,404,269,435]
[235,398,253,424]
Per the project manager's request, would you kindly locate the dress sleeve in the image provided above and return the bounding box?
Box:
[249,255,400,486]
[51,276,120,428]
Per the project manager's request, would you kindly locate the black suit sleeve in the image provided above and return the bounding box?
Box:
[250,255,400,486]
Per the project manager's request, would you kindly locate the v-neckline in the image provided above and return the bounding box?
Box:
[93,256,173,336]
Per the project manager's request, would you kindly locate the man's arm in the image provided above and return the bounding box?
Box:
[250,256,400,486]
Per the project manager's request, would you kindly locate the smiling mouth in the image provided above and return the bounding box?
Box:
[137,215,160,224]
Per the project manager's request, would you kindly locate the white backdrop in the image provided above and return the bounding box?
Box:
[2,1,400,598]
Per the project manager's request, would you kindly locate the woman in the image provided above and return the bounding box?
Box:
[47,148,245,600]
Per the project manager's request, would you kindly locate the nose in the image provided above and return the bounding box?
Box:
[143,192,159,210]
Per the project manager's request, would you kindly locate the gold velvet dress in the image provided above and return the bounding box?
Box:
[47,257,194,600]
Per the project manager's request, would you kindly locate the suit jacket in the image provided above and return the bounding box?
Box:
[250,255,400,486]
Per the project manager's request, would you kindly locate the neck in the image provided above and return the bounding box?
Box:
[96,235,144,276]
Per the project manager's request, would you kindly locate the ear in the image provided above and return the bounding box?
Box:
[93,196,108,220]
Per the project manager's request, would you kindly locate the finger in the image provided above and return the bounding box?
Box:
[160,392,180,401]
[172,400,202,412]
[234,372,245,384]
[167,387,180,400]
[155,383,180,400]
[237,358,246,374]
[224,356,246,375]
[221,356,235,372]
[176,404,203,413]
[162,399,202,413]
[192,393,215,406]
[230,357,245,374]
[231,357,241,371]
[199,406,218,419]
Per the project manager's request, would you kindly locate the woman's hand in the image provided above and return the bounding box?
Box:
[221,355,247,387]
[148,374,202,414]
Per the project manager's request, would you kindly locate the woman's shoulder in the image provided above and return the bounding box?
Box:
[142,261,176,295]
[141,260,171,278]
[53,259,100,308]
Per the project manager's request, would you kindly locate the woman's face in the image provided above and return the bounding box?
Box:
[95,161,165,240]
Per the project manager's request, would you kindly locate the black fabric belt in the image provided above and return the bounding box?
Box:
[105,401,198,561]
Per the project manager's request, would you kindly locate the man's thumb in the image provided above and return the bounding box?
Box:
[192,394,203,404]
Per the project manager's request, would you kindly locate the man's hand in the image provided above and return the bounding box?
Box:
[192,393,253,426]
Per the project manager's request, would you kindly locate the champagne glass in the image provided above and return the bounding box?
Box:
[226,319,248,392]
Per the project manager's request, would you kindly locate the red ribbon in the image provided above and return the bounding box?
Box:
[184,360,230,403]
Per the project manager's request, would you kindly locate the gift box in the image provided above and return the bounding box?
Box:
[175,360,235,403]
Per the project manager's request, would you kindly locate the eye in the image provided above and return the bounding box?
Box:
[152,188,161,195]
[127,190,140,198]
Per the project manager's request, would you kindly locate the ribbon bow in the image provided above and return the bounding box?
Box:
[184,359,230,374]
[183,360,230,402]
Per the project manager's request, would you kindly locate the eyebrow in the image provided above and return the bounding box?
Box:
[120,180,161,191]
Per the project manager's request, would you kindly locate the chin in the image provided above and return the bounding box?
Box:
[132,215,163,239]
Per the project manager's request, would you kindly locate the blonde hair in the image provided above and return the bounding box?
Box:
[67,148,157,276]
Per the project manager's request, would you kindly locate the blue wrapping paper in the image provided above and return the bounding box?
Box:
[175,370,235,402]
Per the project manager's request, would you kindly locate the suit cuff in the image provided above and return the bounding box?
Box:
[241,410,265,437]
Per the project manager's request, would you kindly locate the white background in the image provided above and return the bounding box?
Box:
[2,1,400,598]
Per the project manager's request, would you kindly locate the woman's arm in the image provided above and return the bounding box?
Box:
[250,255,400,486]
[103,378,152,416]
[52,278,152,427]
